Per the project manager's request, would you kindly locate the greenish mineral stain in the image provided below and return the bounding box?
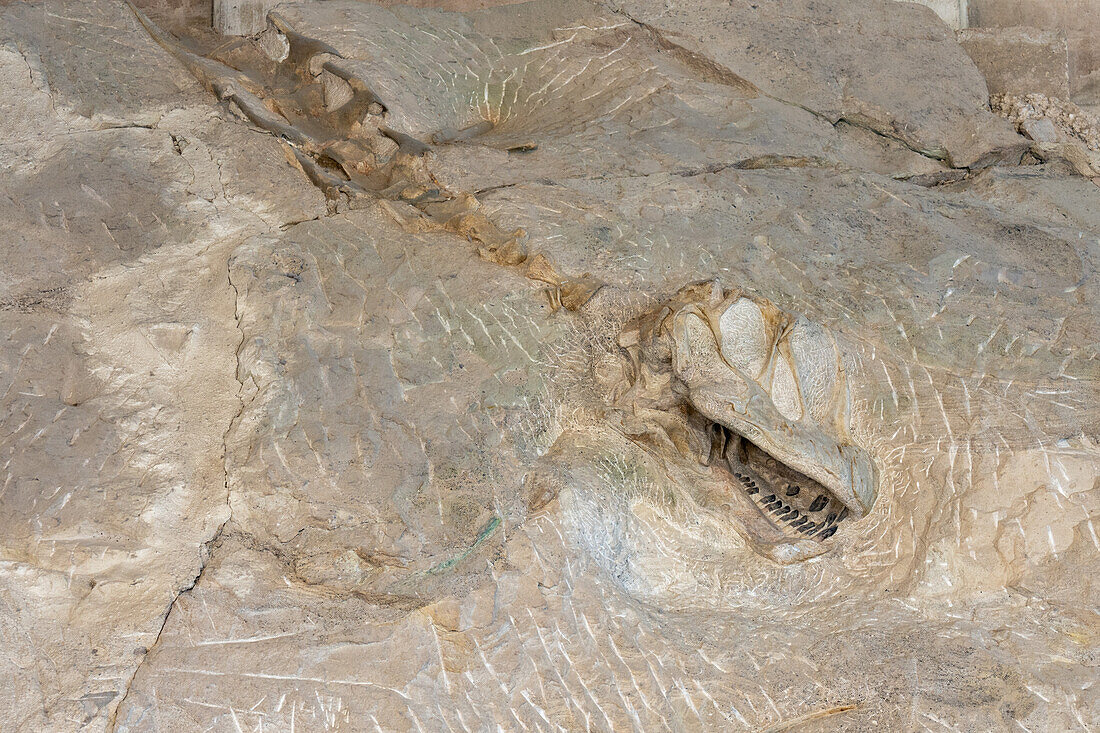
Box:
[426,515,501,575]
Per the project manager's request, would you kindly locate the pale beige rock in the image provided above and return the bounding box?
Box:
[1021,116,1062,141]
[0,1,325,728]
[1,0,1098,731]
[607,0,1029,167]
[904,0,968,29]
[958,26,1071,98]
[214,0,274,35]
[968,0,1100,104]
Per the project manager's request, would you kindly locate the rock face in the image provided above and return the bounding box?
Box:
[609,0,1028,167]
[215,0,275,34]
[958,26,1072,99]
[1,0,1098,731]
[968,0,1100,104]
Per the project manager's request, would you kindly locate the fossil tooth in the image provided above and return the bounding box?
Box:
[808,495,829,512]
[785,484,800,496]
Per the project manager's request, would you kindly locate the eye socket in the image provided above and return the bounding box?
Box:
[786,318,840,425]
[770,353,803,422]
[718,298,770,379]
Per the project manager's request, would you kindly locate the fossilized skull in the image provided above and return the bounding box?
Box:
[606,280,878,564]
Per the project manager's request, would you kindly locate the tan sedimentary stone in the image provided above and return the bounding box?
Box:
[214,0,274,35]
[967,0,1100,104]
[958,26,1071,98]
[0,2,325,727]
[1,0,1099,731]
[606,0,1028,168]
[904,0,968,29]
[993,91,1100,150]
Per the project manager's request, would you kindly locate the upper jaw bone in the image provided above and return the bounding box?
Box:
[670,298,876,518]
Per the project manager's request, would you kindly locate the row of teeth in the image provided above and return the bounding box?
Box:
[732,471,848,540]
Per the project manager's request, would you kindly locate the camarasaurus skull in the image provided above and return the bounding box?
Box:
[603,280,878,564]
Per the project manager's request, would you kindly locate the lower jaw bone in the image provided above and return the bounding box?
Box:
[708,425,851,562]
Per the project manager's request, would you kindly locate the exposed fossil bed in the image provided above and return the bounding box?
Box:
[1,0,1099,731]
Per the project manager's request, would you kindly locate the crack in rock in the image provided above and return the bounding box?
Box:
[106,248,247,732]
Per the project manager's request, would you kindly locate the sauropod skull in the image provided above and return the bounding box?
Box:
[614,281,878,563]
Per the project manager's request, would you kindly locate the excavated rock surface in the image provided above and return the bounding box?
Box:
[1,0,1098,731]
[607,0,1029,168]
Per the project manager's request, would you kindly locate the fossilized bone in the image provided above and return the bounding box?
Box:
[585,280,878,564]
[128,2,531,265]
[526,253,606,311]
[131,3,877,566]
[123,2,635,304]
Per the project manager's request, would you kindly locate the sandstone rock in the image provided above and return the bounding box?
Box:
[607,0,1028,168]
[993,91,1100,150]
[967,0,1100,105]
[1,0,1098,731]
[904,0,968,29]
[0,2,325,727]
[1020,116,1062,142]
[214,0,274,35]
[958,26,1071,99]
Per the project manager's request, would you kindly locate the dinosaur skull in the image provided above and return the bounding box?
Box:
[613,281,878,563]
